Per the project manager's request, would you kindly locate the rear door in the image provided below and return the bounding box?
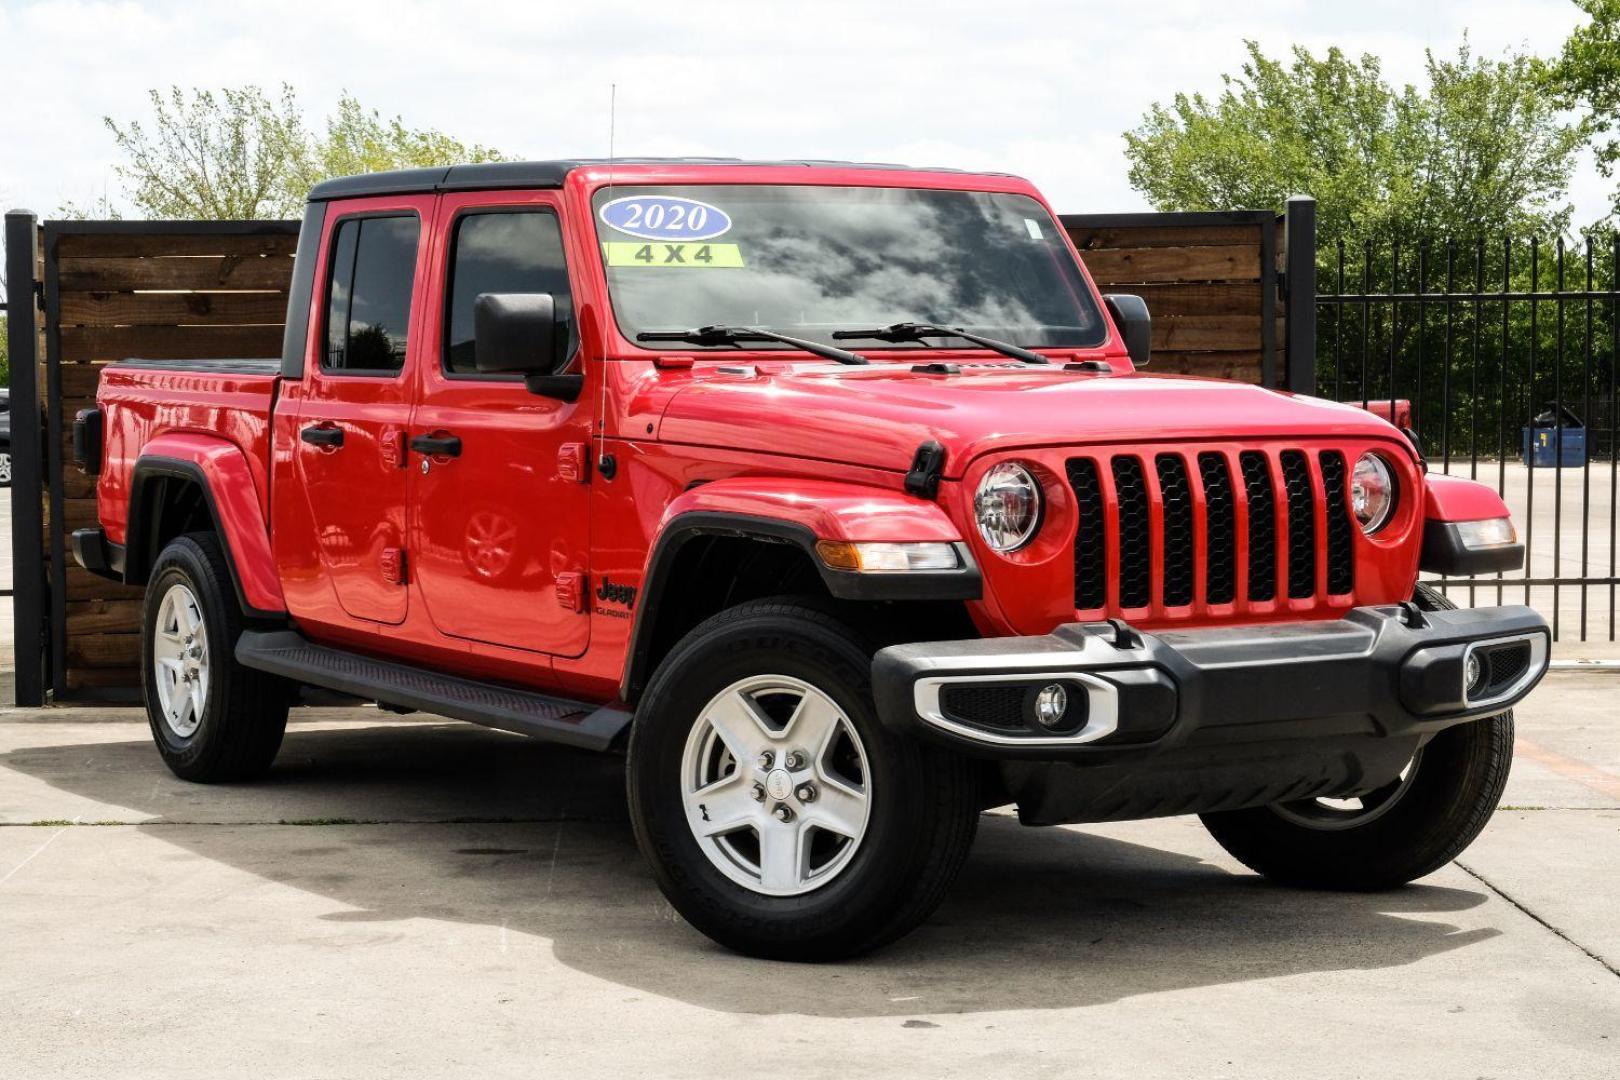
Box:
[292,199,433,625]
[406,191,593,657]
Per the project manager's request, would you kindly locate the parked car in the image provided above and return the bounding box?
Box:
[71,159,1548,959]
[0,387,11,487]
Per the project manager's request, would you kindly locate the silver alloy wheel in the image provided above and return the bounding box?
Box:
[680,674,872,897]
[0,451,11,485]
[152,583,210,739]
[1269,748,1425,831]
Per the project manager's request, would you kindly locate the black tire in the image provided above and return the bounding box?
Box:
[627,599,980,960]
[1199,584,1513,890]
[141,532,291,782]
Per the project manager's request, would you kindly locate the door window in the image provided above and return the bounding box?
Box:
[322,215,420,375]
[443,210,575,375]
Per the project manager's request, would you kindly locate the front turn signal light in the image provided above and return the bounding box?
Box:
[1454,517,1516,549]
[815,540,960,572]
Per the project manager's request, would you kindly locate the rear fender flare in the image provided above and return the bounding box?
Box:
[124,434,285,617]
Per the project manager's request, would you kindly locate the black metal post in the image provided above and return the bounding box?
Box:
[4,211,46,705]
[1283,195,1317,394]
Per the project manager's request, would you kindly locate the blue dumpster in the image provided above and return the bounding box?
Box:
[1521,404,1587,468]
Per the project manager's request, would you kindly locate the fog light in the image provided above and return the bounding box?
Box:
[1033,684,1069,729]
[1465,651,1487,697]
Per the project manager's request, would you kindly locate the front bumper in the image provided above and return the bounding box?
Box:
[872,604,1550,823]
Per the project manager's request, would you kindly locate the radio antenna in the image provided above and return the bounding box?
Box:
[596,83,617,474]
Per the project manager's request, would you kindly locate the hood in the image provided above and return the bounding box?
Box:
[656,364,1413,476]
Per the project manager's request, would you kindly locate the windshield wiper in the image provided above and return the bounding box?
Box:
[830,322,1049,364]
[636,325,870,365]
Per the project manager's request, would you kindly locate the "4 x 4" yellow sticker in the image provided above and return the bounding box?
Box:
[603,242,745,268]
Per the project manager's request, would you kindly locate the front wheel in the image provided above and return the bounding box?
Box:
[627,599,980,960]
[1199,584,1513,889]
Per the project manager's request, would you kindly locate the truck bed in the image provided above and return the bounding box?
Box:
[95,358,282,546]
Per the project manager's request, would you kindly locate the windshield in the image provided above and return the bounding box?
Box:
[591,184,1107,352]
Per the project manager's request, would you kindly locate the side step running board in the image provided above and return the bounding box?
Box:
[235,630,631,752]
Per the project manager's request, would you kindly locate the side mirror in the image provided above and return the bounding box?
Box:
[473,292,581,401]
[1103,294,1151,368]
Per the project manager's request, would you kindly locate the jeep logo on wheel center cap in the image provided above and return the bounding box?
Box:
[765,769,793,801]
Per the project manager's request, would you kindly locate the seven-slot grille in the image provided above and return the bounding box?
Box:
[1064,448,1359,616]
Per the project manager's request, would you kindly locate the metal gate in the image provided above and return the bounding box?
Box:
[1317,235,1620,642]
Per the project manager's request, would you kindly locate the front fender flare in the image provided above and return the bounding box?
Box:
[619,479,980,702]
[125,433,286,617]
[1419,474,1522,576]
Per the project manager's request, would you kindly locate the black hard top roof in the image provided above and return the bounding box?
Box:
[306,158,1014,202]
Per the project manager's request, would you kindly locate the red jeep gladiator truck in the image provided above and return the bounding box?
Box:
[71,159,1548,959]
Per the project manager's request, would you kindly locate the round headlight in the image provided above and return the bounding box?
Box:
[974,462,1042,552]
[1351,453,1397,534]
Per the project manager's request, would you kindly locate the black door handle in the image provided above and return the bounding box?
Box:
[409,433,462,457]
[300,424,344,448]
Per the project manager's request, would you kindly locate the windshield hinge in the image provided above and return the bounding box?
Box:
[904,440,947,499]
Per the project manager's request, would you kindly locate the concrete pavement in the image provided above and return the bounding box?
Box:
[2,674,1617,1079]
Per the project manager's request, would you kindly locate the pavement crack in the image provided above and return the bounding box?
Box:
[1455,859,1620,978]
[0,815,79,885]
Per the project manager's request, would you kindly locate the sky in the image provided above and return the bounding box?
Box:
[0,0,1610,226]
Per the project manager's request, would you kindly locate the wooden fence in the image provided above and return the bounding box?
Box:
[6,219,298,700]
[1063,201,1316,388]
[4,204,1313,703]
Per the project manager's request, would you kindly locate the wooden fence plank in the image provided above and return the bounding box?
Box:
[1112,283,1261,318]
[58,291,289,327]
[1067,224,1261,250]
[1153,351,1265,382]
[66,600,144,635]
[59,362,107,399]
[1151,315,1264,352]
[66,667,141,691]
[65,566,142,602]
[60,325,285,362]
[68,632,140,668]
[57,232,297,258]
[57,256,293,291]
[1081,246,1261,284]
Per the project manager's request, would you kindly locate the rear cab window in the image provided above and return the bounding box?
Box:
[322,214,421,376]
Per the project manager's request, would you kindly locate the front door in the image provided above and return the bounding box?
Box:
[407,193,592,657]
[293,199,434,626]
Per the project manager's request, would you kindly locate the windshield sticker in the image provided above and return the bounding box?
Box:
[1023,218,1044,240]
[603,242,745,268]
[599,196,732,241]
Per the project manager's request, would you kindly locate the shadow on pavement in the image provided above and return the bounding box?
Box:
[2,720,1499,1016]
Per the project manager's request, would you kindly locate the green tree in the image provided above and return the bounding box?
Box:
[288,93,506,194]
[101,86,508,220]
[1124,41,1581,241]
[1546,0,1620,218]
[105,86,308,218]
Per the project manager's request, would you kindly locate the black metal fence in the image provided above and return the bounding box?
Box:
[1317,235,1620,642]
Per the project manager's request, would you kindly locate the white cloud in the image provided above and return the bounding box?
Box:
[0,0,1604,223]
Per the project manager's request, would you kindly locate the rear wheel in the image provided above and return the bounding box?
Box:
[1199,584,1513,889]
[628,599,980,960]
[141,533,291,782]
